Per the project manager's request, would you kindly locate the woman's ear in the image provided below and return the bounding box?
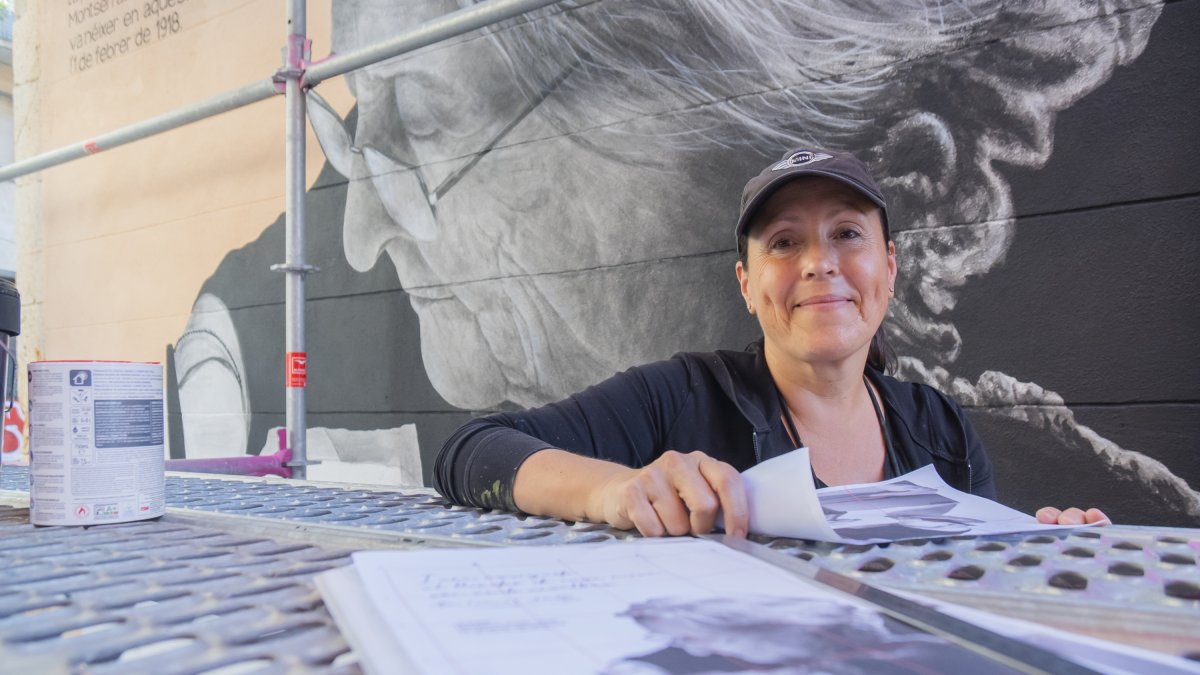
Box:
[735,260,755,314]
[886,240,897,296]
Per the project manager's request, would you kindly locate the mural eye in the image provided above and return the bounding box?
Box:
[362,146,438,242]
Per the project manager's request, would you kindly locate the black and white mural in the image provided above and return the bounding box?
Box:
[170,0,1200,525]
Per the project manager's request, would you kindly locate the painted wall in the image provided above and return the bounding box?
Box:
[13,0,356,473]
[14,0,353,363]
[0,7,15,279]
[21,0,1199,524]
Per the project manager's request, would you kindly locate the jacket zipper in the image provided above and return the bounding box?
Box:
[752,430,762,464]
[966,460,973,494]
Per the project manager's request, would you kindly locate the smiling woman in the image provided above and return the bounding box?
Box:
[736,170,898,488]
[736,178,896,374]
[433,148,1107,536]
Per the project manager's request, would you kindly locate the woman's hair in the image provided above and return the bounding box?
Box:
[738,223,897,374]
[867,330,898,374]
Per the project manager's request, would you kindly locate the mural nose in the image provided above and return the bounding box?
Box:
[362,147,438,242]
[342,168,404,273]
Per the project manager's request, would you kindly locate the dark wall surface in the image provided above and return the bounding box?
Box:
[171,0,1198,526]
[954,0,1199,521]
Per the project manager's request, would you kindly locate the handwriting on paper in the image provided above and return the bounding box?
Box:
[421,566,659,609]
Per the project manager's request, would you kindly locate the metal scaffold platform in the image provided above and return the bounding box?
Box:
[3,467,1197,672]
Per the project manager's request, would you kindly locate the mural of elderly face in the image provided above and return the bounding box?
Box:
[321,1,757,409]
[608,594,1000,674]
[315,0,1162,411]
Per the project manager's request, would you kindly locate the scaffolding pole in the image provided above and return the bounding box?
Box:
[0,0,564,183]
[304,0,562,87]
[2,0,565,477]
[0,81,279,183]
[283,0,310,478]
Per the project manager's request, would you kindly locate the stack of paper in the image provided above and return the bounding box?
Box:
[317,537,1199,674]
[316,454,1197,674]
[319,539,1008,674]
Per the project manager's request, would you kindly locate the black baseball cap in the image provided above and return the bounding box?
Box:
[735,148,889,250]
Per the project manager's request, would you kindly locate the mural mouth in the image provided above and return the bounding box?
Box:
[405,285,454,305]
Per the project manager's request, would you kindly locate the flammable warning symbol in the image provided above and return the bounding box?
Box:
[286,352,307,388]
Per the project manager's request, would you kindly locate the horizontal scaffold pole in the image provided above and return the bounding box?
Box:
[304,0,563,87]
[0,0,564,184]
[0,80,278,183]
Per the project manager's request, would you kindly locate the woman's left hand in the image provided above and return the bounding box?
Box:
[1035,506,1111,526]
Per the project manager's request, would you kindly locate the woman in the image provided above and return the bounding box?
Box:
[433,148,1107,537]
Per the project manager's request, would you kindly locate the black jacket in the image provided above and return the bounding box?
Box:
[434,343,996,511]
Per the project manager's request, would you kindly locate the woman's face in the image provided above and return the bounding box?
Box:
[737,177,896,368]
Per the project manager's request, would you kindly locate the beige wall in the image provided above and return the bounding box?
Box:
[14,0,352,385]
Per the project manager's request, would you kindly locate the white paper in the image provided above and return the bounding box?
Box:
[818,464,1080,543]
[341,539,1013,675]
[739,449,1084,543]
[738,447,840,541]
[889,588,1200,675]
[315,566,422,675]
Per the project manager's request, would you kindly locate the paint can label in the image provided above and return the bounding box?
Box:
[28,361,165,526]
[286,351,307,388]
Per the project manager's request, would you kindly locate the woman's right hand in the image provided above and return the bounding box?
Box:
[591,450,749,538]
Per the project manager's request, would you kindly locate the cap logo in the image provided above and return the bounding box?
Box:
[769,151,832,172]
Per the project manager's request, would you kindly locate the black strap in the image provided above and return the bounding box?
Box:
[864,375,901,479]
[777,385,803,449]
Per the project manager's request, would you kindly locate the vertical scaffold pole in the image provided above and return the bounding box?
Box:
[282,0,310,479]
[0,0,566,481]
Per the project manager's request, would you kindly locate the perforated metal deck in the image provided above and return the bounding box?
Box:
[2,466,1198,671]
[0,504,364,673]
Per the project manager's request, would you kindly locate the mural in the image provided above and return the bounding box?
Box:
[609,595,986,673]
[172,0,1200,524]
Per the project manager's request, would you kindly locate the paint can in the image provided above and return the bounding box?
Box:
[28,361,165,526]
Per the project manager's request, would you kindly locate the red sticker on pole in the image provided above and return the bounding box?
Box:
[286,352,307,388]
[83,141,102,155]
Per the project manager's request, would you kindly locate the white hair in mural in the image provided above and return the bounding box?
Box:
[310,0,1197,513]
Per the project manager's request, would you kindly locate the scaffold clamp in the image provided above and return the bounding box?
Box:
[270,263,320,275]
